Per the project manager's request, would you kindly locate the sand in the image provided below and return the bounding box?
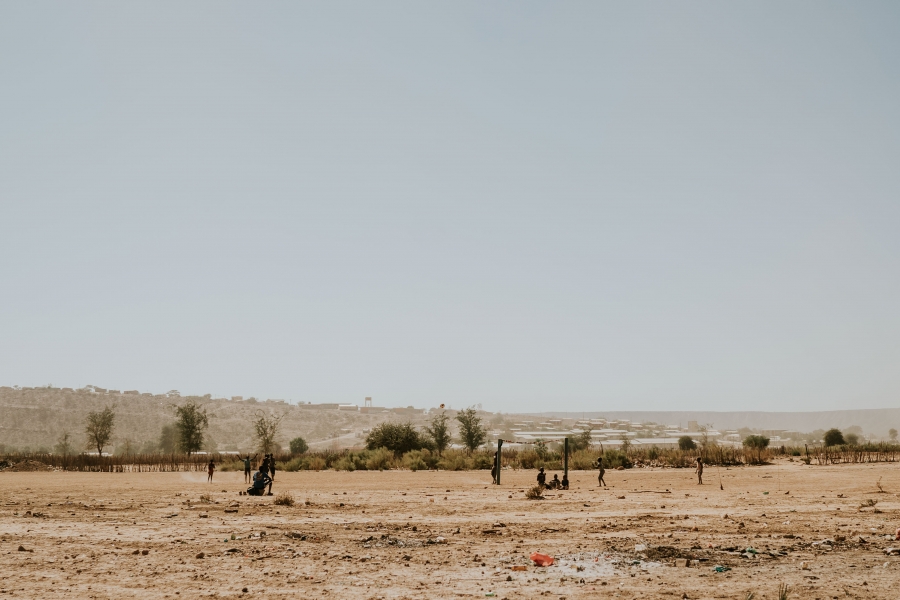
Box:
[1,459,899,599]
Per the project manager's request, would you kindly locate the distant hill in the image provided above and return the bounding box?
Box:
[527,409,900,437]
[0,387,431,453]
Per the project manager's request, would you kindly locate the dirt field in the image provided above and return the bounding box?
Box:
[2,459,899,599]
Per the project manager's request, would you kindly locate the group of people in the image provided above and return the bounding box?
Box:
[536,467,569,490]
[236,453,276,496]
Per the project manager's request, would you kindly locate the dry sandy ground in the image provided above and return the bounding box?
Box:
[2,460,900,599]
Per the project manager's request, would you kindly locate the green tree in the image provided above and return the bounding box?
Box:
[158,424,179,453]
[253,411,285,454]
[173,399,209,455]
[823,428,845,447]
[678,435,697,451]
[85,406,116,455]
[365,422,428,456]
[423,412,452,456]
[289,437,309,455]
[844,432,859,446]
[570,428,593,452]
[889,428,898,442]
[742,434,770,464]
[456,407,487,452]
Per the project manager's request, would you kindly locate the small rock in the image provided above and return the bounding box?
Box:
[132,549,140,555]
[141,549,149,556]
[199,513,208,518]
[17,545,27,552]
[242,587,248,593]
[196,552,205,559]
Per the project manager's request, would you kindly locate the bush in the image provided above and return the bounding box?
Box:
[274,491,294,506]
[365,447,394,471]
[366,422,430,456]
[525,485,544,500]
[289,437,309,455]
[824,428,845,447]
[332,455,356,471]
[402,450,428,472]
[517,449,541,469]
[307,456,327,471]
[602,448,632,469]
[678,436,696,451]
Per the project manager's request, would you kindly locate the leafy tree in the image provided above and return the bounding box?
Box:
[823,428,845,447]
[289,437,309,455]
[742,434,770,464]
[844,433,859,446]
[253,411,285,454]
[456,407,487,452]
[54,432,73,456]
[570,428,593,452]
[678,435,696,451]
[158,424,179,453]
[423,412,452,456]
[85,406,116,455]
[173,399,209,455]
[889,428,898,442]
[365,422,428,456]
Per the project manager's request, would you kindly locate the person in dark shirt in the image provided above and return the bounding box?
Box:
[597,457,606,487]
[248,465,272,496]
[537,467,546,488]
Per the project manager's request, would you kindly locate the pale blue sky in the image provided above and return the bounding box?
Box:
[1,2,899,412]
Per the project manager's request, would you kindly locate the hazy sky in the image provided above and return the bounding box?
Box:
[2,3,899,412]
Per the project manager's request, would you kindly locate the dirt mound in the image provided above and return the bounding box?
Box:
[1,459,54,472]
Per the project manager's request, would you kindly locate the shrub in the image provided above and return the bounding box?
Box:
[274,491,294,506]
[525,485,544,500]
[569,449,597,470]
[366,422,430,456]
[517,450,541,469]
[678,436,697,451]
[332,456,356,471]
[289,437,309,455]
[307,456,327,471]
[602,448,632,469]
[823,428,845,447]
[365,447,394,471]
[402,450,428,472]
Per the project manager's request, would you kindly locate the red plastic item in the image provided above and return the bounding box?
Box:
[530,552,554,567]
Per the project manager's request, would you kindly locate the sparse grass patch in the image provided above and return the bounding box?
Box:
[525,485,544,500]
[274,491,294,507]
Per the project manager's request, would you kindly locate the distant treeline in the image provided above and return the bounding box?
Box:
[4,442,900,473]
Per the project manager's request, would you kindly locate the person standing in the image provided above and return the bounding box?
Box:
[238,454,256,484]
[597,457,606,487]
[695,457,704,485]
[207,459,216,483]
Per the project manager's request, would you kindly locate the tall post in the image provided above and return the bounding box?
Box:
[564,437,569,482]
[495,439,504,485]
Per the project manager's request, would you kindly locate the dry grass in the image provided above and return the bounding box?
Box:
[525,485,544,500]
[274,491,295,506]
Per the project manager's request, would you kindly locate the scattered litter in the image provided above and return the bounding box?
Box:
[713,565,731,572]
[634,544,647,552]
[530,552,554,567]
[510,565,527,571]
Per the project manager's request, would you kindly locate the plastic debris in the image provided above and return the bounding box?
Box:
[530,552,554,567]
[713,565,731,572]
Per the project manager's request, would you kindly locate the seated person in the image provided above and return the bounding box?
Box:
[247,467,272,496]
[549,474,561,489]
[560,476,569,490]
